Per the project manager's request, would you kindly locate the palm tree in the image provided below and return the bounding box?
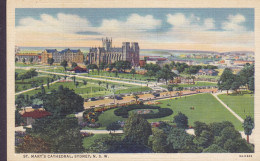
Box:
[186,76,191,84]
[191,76,196,84]
[133,94,140,102]
[243,116,254,143]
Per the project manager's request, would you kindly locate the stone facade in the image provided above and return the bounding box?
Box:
[41,48,84,64]
[15,53,41,63]
[87,38,140,67]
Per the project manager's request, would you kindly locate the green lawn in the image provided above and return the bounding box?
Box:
[15,63,40,67]
[97,109,127,128]
[18,81,107,97]
[17,78,152,98]
[82,133,123,151]
[161,81,217,88]
[15,74,59,92]
[218,93,254,119]
[87,71,156,81]
[96,93,243,130]
[83,134,109,150]
[155,94,242,130]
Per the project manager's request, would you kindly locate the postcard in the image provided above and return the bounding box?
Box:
[6,0,260,160]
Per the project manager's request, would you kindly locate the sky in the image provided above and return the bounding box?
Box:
[15,8,254,52]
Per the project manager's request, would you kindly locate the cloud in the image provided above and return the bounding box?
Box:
[15,12,253,52]
[17,13,93,34]
[222,14,246,31]
[98,14,162,36]
[166,13,215,30]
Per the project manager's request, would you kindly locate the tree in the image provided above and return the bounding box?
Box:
[231,75,242,93]
[145,70,155,78]
[193,130,214,148]
[98,81,102,87]
[16,135,51,153]
[99,62,107,71]
[106,121,121,134]
[75,81,79,88]
[174,112,188,128]
[108,63,115,72]
[29,57,34,64]
[41,84,45,94]
[248,76,254,92]
[194,121,209,136]
[72,76,76,84]
[123,113,152,145]
[71,62,77,68]
[156,67,177,85]
[47,58,54,66]
[47,78,50,89]
[130,69,136,77]
[15,94,26,109]
[214,126,241,148]
[83,80,87,86]
[144,63,161,73]
[176,87,184,97]
[167,85,174,97]
[43,85,84,117]
[15,109,24,126]
[151,128,168,153]
[115,61,131,72]
[191,76,196,84]
[132,94,139,102]
[29,117,84,153]
[209,121,234,137]
[22,58,26,64]
[87,64,98,73]
[238,64,254,90]
[166,128,194,152]
[217,68,235,94]
[243,116,254,143]
[203,144,227,153]
[60,60,68,71]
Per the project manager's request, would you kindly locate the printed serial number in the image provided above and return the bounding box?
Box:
[239,155,253,157]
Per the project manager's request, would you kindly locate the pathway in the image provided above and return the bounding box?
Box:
[212,92,244,122]
[37,70,145,86]
[15,79,60,95]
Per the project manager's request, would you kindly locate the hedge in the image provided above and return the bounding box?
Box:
[114,104,173,119]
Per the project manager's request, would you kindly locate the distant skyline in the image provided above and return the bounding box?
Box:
[15,8,254,52]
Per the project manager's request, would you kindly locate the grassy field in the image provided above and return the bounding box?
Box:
[82,134,109,150]
[96,93,243,130]
[161,81,217,88]
[87,71,156,81]
[18,77,152,98]
[15,63,40,67]
[218,92,254,119]
[15,70,59,92]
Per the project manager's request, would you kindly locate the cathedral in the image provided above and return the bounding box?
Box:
[87,38,140,67]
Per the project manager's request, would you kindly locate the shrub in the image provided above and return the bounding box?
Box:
[114,104,173,119]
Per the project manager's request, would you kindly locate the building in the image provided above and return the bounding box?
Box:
[197,69,218,76]
[21,109,51,126]
[41,49,57,64]
[139,60,146,67]
[41,48,84,64]
[87,38,140,67]
[15,53,41,63]
[69,66,88,73]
